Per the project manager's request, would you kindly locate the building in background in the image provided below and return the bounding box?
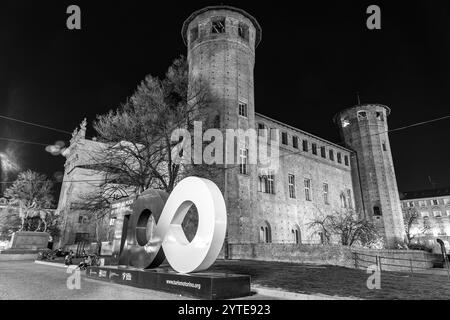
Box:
[400,187,450,247]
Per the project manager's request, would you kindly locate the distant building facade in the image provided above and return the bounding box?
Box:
[400,187,450,246]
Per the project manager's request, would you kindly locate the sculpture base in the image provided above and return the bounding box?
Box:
[86,266,251,300]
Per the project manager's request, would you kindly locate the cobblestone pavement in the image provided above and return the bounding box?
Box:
[209,260,450,300]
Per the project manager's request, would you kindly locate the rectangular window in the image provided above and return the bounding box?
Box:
[432,199,439,206]
[323,183,329,205]
[211,17,226,34]
[292,136,299,149]
[288,175,296,199]
[419,200,427,207]
[344,155,349,166]
[281,132,288,145]
[78,215,84,224]
[312,143,317,155]
[444,198,449,205]
[434,211,442,218]
[329,150,334,161]
[302,140,308,152]
[347,189,353,209]
[382,142,387,152]
[304,179,312,201]
[190,25,199,42]
[258,123,267,137]
[238,101,248,117]
[320,146,326,158]
[421,211,429,218]
[270,128,278,141]
[239,148,248,175]
[337,152,342,164]
[446,210,450,216]
[238,22,249,41]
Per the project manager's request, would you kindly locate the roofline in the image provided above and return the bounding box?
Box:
[255,112,353,153]
[333,104,391,124]
[181,5,262,47]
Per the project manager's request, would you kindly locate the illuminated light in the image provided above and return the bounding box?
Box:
[341,119,351,128]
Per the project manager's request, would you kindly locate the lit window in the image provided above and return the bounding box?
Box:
[419,200,427,207]
[259,171,275,195]
[304,179,312,201]
[432,199,439,206]
[347,189,353,209]
[281,132,288,145]
[238,101,248,117]
[211,17,226,34]
[239,148,248,175]
[340,193,347,208]
[323,183,329,205]
[421,211,429,218]
[288,174,296,199]
[434,211,442,218]
[376,112,384,121]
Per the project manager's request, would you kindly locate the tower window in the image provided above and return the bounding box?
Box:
[190,25,199,42]
[357,111,367,121]
[329,150,335,161]
[320,146,326,158]
[376,112,384,121]
[382,142,387,152]
[293,136,299,149]
[211,17,226,34]
[373,206,382,216]
[302,140,308,152]
[344,155,349,166]
[288,174,296,199]
[238,101,248,117]
[312,143,317,155]
[238,22,249,41]
[281,132,288,145]
[337,152,342,164]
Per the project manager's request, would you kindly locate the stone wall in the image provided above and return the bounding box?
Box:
[222,243,439,272]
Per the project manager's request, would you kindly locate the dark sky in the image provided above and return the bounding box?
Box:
[0,0,449,196]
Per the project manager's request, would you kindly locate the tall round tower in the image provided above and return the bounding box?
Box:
[182,6,262,244]
[334,104,405,248]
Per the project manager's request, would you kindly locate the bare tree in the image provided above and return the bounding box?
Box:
[308,209,379,247]
[404,207,430,246]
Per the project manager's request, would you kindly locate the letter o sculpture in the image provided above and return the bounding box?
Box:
[119,177,227,274]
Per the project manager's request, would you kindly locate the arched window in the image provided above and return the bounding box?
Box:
[291,226,301,244]
[259,221,272,243]
[340,193,347,208]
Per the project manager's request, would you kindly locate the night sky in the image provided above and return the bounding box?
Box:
[0,0,449,197]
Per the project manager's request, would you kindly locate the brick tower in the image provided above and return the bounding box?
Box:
[182,6,262,244]
[334,104,406,248]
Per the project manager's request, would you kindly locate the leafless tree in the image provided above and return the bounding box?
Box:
[404,207,430,246]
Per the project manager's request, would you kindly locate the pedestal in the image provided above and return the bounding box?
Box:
[86,266,251,299]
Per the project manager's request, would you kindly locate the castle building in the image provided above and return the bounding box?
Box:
[57,6,406,250]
